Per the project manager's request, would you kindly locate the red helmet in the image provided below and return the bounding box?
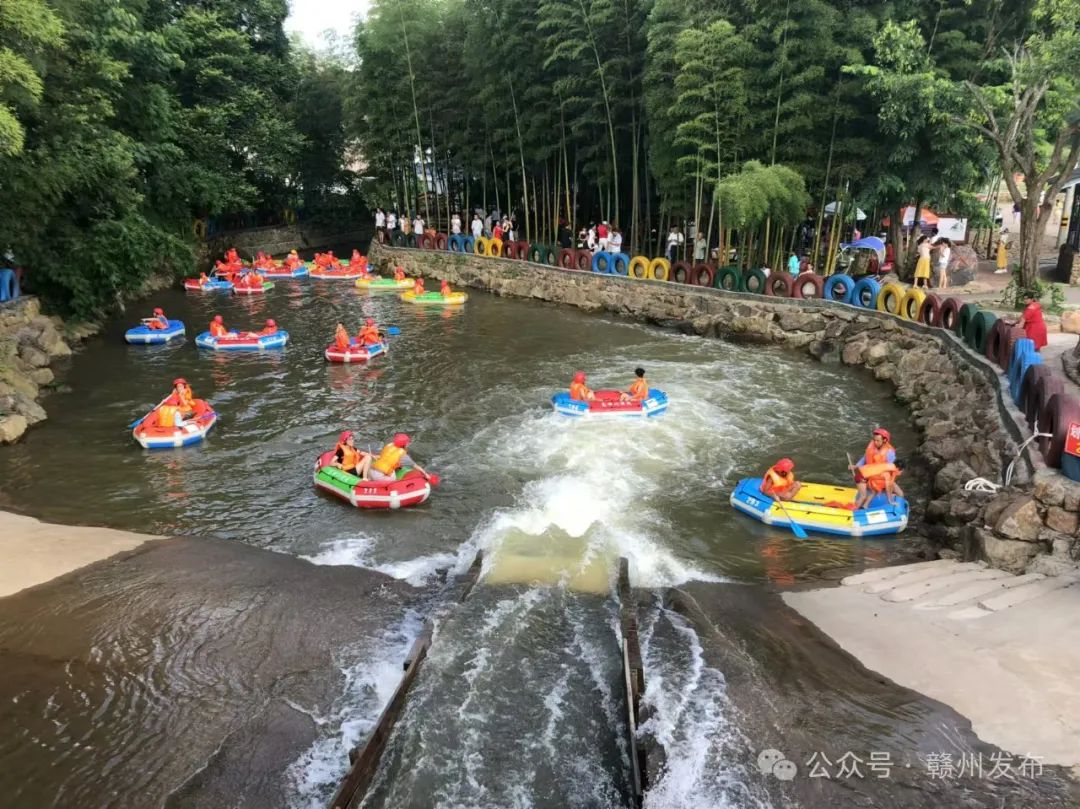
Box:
[873,428,891,442]
[172,377,187,386]
[775,458,795,473]
[366,317,374,326]
[153,307,164,315]
[213,315,223,323]
[266,319,276,327]
[393,432,410,448]
[573,371,586,383]
[338,430,353,444]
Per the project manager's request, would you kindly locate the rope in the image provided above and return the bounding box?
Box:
[964,423,1053,492]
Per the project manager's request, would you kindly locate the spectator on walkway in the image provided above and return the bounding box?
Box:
[386,210,397,232]
[413,214,424,237]
[504,218,515,242]
[451,212,461,235]
[493,219,503,243]
[375,207,386,235]
[995,230,1010,274]
[913,235,931,289]
[471,213,483,239]
[557,219,572,249]
[586,224,597,252]
[787,252,799,276]
[608,227,623,255]
[597,221,610,251]
[666,226,684,262]
[1016,295,1048,350]
[935,238,951,289]
[576,228,588,249]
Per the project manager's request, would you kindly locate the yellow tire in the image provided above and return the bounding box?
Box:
[628,256,650,279]
[648,257,670,281]
[474,236,489,256]
[876,282,906,316]
[486,238,503,258]
[900,287,926,321]
[192,218,207,239]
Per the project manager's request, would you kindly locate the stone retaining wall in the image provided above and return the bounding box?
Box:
[370,243,1080,574]
[202,223,372,266]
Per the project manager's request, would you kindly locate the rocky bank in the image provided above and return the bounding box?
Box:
[0,297,97,444]
[371,242,1080,575]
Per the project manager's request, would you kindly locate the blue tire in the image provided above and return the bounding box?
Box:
[850,277,880,309]
[462,236,475,254]
[0,269,19,303]
[448,235,465,252]
[1008,338,1036,390]
[1011,352,1042,405]
[611,253,630,276]
[591,251,613,274]
[823,274,854,304]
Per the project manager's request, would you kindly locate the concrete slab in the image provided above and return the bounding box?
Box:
[913,572,1044,609]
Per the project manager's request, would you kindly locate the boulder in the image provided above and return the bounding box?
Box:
[841,338,868,365]
[993,496,1043,542]
[28,367,54,387]
[872,362,895,381]
[933,460,977,496]
[1033,468,1068,507]
[969,527,1042,573]
[0,368,38,399]
[36,326,72,358]
[1026,554,1080,577]
[1060,310,1080,335]
[18,344,50,368]
[1044,506,1078,535]
[14,394,47,425]
[0,414,28,444]
[808,339,842,364]
[865,341,889,366]
[777,311,827,333]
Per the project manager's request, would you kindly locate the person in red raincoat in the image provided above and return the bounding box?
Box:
[1017,296,1048,351]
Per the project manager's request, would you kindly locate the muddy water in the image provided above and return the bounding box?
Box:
[0,280,1072,808]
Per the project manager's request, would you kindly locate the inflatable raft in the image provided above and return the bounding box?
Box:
[262,263,308,278]
[729,478,909,538]
[195,330,289,351]
[401,290,467,306]
[356,276,415,292]
[324,341,387,363]
[310,266,365,280]
[184,278,233,292]
[233,279,274,295]
[133,407,217,449]
[551,389,669,418]
[313,451,432,509]
[124,319,185,345]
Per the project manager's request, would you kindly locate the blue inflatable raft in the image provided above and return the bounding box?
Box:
[730,478,908,538]
[124,319,186,345]
[195,331,290,351]
[551,389,668,418]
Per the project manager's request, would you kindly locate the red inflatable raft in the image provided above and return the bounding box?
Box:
[324,341,387,363]
[313,451,432,509]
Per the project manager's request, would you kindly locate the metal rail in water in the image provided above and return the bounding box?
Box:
[327,554,652,809]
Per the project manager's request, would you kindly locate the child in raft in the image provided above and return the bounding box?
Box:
[332,431,369,476]
[850,427,905,508]
[760,458,801,501]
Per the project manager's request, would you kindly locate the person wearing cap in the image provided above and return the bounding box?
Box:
[440,279,454,298]
[394,266,407,282]
[760,458,801,501]
[258,318,277,336]
[850,428,904,508]
[143,307,169,330]
[332,431,367,476]
[413,277,426,295]
[357,317,381,346]
[164,377,208,419]
[570,371,594,402]
[209,314,230,337]
[284,249,302,269]
[368,433,431,482]
[620,368,649,402]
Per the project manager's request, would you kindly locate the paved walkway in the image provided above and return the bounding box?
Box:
[784,559,1080,768]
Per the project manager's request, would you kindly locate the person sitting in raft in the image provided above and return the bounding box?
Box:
[164,377,208,419]
[349,249,365,268]
[334,321,351,351]
[619,367,649,402]
[850,427,905,508]
[226,247,240,264]
[394,266,406,281]
[760,458,801,501]
[285,249,301,268]
[367,433,431,482]
[199,272,212,285]
[413,277,425,295]
[357,317,381,346]
[209,314,230,337]
[440,279,454,297]
[570,371,595,402]
[1015,295,1048,351]
[332,431,369,476]
[259,318,277,336]
[143,307,169,330]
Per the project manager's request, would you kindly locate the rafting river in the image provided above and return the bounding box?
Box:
[1,276,1074,808]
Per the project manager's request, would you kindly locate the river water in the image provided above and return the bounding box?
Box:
[0,278,1074,808]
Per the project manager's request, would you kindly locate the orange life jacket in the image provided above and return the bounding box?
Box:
[358,326,380,345]
[441,283,452,297]
[372,443,405,475]
[760,467,794,495]
[861,441,898,492]
[334,326,350,350]
[394,268,405,281]
[157,405,179,428]
[337,443,361,472]
[628,378,648,400]
[570,381,592,402]
[148,315,168,330]
[414,280,425,294]
[210,322,228,337]
[261,325,277,335]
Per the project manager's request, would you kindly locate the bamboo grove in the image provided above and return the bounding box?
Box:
[352,0,1080,282]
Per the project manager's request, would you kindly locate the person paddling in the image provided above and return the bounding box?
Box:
[143,307,169,330]
[850,428,904,508]
[357,317,381,346]
[368,433,431,482]
[760,458,801,501]
[209,314,230,337]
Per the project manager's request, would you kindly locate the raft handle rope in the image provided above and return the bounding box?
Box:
[964,424,1054,493]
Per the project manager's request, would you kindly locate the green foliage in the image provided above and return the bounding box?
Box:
[0,0,64,155]
[1000,268,1066,314]
[715,161,810,229]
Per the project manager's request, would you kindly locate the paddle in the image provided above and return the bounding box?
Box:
[772,497,808,540]
[386,326,401,335]
[128,395,170,429]
[426,473,440,487]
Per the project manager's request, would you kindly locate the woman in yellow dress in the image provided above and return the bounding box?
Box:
[995,231,1009,274]
[913,236,932,288]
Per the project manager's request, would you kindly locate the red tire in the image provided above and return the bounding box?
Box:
[575,250,591,272]
[791,273,824,299]
[691,263,715,287]
[937,297,962,330]
[559,248,576,269]
[435,233,448,250]
[501,240,515,258]
[515,241,529,260]
[765,273,793,297]
[1002,326,1026,369]
[419,234,434,250]
[671,261,692,284]
[918,293,942,327]
[1038,393,1080,468]
[1023,366,1063,429]
[984,318,1009,363]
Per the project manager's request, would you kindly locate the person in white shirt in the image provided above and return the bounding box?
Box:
[608,227,623,254]
[451,213,461,235]
[375,207,386,232]
[936,239,952,290]
[387,211,397,231]
[413,215,424,236]
[666,226,683,262]
[587,226,597,252]
[471,214,483,239]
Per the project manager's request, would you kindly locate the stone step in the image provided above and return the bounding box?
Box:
[862,563,982,595]
[913,573,1044,609]
[842,559,958,588]
[949,577,1079,620]
[881,568,1007,603]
